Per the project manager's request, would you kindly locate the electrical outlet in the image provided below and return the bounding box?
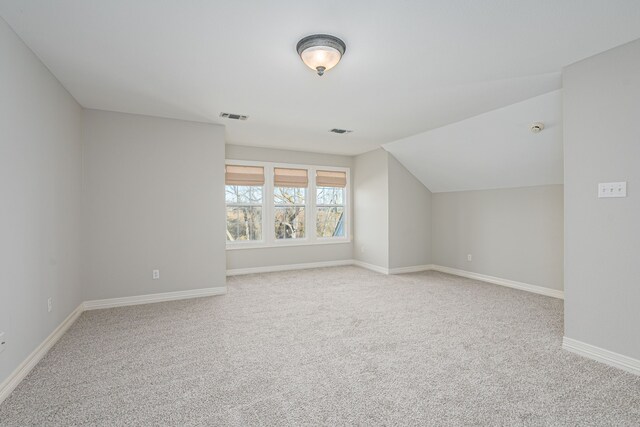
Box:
[0,332,5,355]
[47,298,52,313]
[152,269,160,280]
[467,254,472,261]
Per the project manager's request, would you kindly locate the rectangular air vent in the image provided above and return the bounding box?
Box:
[220,112,248,120]
[329,128,353,134]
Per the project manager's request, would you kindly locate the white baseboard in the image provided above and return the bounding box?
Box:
[228,259,406,276]
[228,260,563,300]
[388,264,434,274]
[83,287,227,310]
[429,265,564,299]
[0,286,227,404]
[226,259,353,276]
[386,264,563,300]
[563,337,640,376]
[351,260,390,275]
[0,303,83,405]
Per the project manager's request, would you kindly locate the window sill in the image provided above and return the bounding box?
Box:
[226,238,352,251]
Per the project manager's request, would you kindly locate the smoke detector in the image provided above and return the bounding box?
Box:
[530,122,544,133]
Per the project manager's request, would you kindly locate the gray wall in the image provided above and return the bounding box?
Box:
[82,110,226,300]
[563,39,640,359]
[353,149,390,268]
[388,154,432,269]
[226,145,352,168]
[225,145,353,270]
[0,18,83,384]
[432,185,564,291]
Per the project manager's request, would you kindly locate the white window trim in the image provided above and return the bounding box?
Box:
[225,159,351,250]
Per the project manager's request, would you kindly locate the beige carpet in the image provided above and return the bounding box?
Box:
[0,266,639,426]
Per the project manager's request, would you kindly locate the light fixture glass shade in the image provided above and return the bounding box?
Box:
[300,46,341,74]
[297,34,346,76]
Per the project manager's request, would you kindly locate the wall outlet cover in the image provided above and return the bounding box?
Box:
[598,182,627,198]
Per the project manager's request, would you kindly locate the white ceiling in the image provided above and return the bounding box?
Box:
[384,90,563,192]
[1,1,639,155]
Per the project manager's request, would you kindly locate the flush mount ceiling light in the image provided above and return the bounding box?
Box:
[296,34,346,76]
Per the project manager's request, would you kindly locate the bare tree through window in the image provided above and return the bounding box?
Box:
[316,186,345,237]
[274,187,305,239]
[226,185,262,241]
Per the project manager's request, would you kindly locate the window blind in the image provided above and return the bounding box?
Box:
[225,165,265,186]
[316,170,347,188]
[274,167,308,188]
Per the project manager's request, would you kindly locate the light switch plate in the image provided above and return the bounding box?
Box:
[598,182,627,198]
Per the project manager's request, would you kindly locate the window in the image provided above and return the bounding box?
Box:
[225,165,264,242]
[225,161,350,249]
[274,168,308,239]
[316,170,346,238]
[274,187,306,239]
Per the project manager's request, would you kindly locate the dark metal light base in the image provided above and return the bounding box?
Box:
[296,34,346,57]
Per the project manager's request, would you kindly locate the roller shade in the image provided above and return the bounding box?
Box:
[316,170,347,188]
[274,167,308,188]
[225,165,265,186]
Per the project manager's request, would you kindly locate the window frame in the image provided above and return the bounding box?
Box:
[315,185,346,241]
[273,185,307,241]
[225,159,351,250]
[225,185,264,243]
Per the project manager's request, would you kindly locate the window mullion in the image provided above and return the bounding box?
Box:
[265,165,274,245]
[305,167,316,243]
[345,169,350,240]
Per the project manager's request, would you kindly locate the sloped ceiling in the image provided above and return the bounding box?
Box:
[0,1,639,155]
[383,90,563,192]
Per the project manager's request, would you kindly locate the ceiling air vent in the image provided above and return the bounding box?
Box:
[220,112,248,120]
[329,128,353,134]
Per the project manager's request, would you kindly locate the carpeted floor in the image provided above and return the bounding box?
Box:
[1,266,639,426]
